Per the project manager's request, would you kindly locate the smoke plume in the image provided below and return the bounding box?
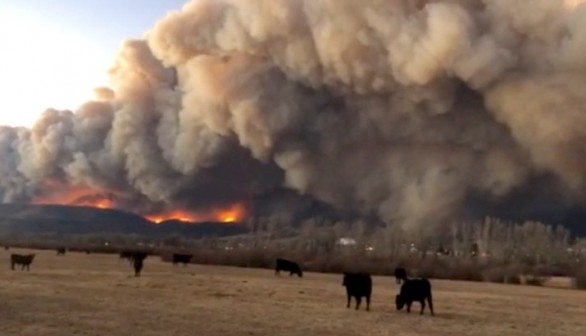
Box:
[2,0,586,229]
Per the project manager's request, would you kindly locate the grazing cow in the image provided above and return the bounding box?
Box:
[394,267,407,284]
[275,258,303,277]
[395,278,434,316]
[342,272,372,311]
[10,254,35,271]
[131,252,148,277]
[172,253,193,266]
[56,248,66,256]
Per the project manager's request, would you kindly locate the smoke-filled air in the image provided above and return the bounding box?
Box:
[2,0,586,228]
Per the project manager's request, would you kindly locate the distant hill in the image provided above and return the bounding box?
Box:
[0,204,248,239]
[0,203,583,242]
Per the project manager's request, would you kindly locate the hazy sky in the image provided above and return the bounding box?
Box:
[0,0,188,127]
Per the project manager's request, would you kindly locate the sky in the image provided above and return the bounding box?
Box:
[0,0,188,127]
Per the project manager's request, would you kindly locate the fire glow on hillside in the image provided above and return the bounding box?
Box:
[145,203,246,224]
[33,181,118,210]
[33,180,247,224]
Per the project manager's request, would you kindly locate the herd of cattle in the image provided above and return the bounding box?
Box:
[275,258,434,315]
[6,249,434,316]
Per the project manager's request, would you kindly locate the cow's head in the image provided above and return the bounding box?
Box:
[395,294,405,311]
[342,273,349,286]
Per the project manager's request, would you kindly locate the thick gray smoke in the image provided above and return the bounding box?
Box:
[2,0,586,228]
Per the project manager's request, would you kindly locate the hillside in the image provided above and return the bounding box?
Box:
[0,203,583,241]
[0,204,248,239]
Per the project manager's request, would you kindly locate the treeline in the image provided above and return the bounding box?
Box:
[2,217,586,288]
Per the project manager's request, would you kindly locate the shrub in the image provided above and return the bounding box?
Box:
[525,275,547,287]
[504,274,522,285]
[574,276,586,290]
[482,266,508,283]
[572,262,586,290]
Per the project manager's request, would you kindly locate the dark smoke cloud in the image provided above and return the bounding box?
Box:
[1,0,586,229]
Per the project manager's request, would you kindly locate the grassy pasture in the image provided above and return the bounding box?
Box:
[0,248,584,336]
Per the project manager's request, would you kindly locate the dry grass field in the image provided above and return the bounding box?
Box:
[0,249,584,336]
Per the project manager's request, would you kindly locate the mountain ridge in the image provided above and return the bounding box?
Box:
[0,204,248,239]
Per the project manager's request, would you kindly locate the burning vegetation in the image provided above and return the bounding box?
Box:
[145,203,246,224]
[32,179,247,224]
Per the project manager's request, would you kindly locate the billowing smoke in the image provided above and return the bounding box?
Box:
[2,0,586,229]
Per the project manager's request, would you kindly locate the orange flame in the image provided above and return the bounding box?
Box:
[145,210,203,224]
[33,179,246,224]
[33,180,118,209]
[212,203,246,223]
[146,203,246,224]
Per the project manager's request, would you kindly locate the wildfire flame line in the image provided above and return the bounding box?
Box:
[145,203,246,224]
[32,182,246,224]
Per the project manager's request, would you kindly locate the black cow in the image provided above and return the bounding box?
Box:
[394,267,407,284]
[11,254,35,271]
[56,248,66,256]
[172,253,193,266]
[275,258,303,277]
[131,252,148,277]
[395,278,434,316]
[342,272,372,311]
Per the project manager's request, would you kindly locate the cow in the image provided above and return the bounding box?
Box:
[10,254,35,271]
[342,272,372,311]
[131,252,148,277]
[275,258,303,277]
[172,253,193,266]
[395,278,434,316]
[394,267,408,284]
[56,248,66,256]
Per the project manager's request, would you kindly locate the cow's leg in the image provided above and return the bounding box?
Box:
[406,302,412,313]
[289,271,293,276]
[420,299,426,315]
[427,295,434,316]
[346,294,351,308]
[365,295,371,311]
[355,296,362,310]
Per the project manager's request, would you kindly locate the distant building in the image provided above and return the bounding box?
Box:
[337,237,357,246]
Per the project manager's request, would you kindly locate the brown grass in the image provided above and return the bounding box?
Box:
[0,249,585,336]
